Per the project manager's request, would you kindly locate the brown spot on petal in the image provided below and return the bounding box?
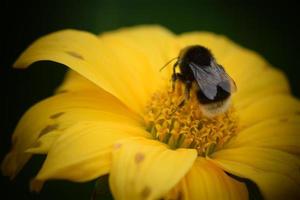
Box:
[176,191,183,200]
[279,118,288,122]
[30,141,41,148]
[114,143,122,149]
[135,152,145,164]
[141,186,151,198]
[39,124,58,137]
[66,51,84,60]
[50,112,65,119]
[56,90,68,94]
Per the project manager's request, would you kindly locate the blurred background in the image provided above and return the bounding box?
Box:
[1,0,299,199]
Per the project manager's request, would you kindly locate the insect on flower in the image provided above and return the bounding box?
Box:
[161,45,236,117]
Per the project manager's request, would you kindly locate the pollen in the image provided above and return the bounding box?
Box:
[144,82,238,156]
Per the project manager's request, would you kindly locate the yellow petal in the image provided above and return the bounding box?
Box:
[166,157,248,200]
[178,32,290,104]
[109,137,197,200]
[233,68,289,109]
[32,121,150,190]
[13,29,139,113]
[2,90,140,178]
[220,49,287,94]
[14,26,179,114]
[55,70,101,93]
[100,25,180,96]
[26,130,60,154]
[226,116,300,155]
[237,95,300,128]
[211,147,300,200]
[33,122,149,182]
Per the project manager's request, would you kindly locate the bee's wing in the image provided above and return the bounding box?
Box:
[216,65,237,93]
[189,62,236,100]
[189,63,219,100]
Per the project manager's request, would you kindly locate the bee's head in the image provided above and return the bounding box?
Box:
[179,45,213,67]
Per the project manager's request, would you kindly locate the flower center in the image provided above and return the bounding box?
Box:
[143,82,238,156]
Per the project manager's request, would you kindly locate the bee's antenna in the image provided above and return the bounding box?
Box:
[160,57,178,71]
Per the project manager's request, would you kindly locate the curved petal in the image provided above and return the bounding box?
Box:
[30,121,150,191]
[14,26,178,114]
[219,48,288,96]
[166,158,248,200]
[233,68,289,109]
[13,29,139,113]
[226,116,300,155]
[100,25,180,96]
[26,130,60,154]
[109,137,197,200]
[211,147,300,200]
[55,70,101,93]
[178,32,290,104]
[237,95,300,128]
[2,90,141,178]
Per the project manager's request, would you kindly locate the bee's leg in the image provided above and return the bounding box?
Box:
[171,99,185,115]
[185,80,192,100]
[172,73,182,91]
[178,98,186,108]
[172,73,186,92]
[171,61,179,91]
[171,79,190,115]
[171,73,177,91]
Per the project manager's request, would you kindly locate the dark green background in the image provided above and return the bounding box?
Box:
[1,0,299,199]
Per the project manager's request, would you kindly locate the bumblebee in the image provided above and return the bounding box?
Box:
[166,45,236,116]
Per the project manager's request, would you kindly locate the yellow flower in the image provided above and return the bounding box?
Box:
[2,25,300,200]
